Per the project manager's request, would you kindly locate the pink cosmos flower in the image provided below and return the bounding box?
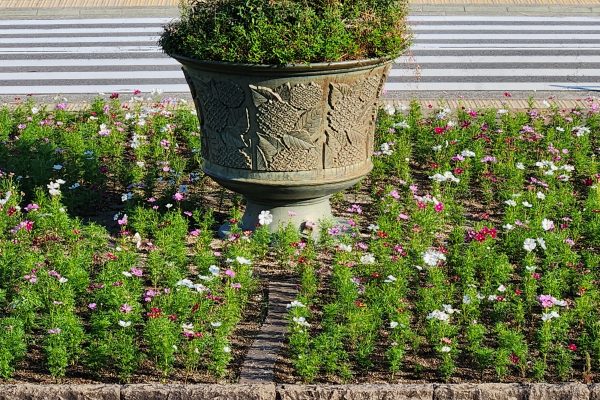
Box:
[88,303,97,310]
[24,203,39,212]
[130,267,143,277]
[434,203,444,213]
[189,229,200,237]
[538,294,557,308]
[120,303,133,313]
[173,192,184,201]
[225,269,236,278]
[390,190,401,199]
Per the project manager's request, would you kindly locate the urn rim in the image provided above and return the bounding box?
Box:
[171,54,393,75]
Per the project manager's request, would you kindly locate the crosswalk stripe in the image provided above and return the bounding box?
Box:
[0,46,161,53]
[0,84,189,95]
[0,70,183,80]
[384,82,600,91]
[0,58,178,67]
[0,27,162,34]
[0,36,159,43]
[389,69,600,77]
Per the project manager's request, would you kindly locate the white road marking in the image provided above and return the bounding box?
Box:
[0,70,184,80]
[389,69,600,77]
[0,84,190,94]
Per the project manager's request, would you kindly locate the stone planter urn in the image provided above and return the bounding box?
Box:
[174,55,391,233]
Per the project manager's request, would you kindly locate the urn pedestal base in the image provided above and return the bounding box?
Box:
[219,195,334,237]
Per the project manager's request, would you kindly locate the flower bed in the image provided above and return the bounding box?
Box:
[0,95,599,384]
[283,100,599,383]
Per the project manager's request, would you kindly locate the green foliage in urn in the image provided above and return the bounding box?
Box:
[160,0,410,64]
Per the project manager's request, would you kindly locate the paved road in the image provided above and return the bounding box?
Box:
[0,15,599,98]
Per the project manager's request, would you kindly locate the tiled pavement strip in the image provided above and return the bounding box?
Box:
[0,0,598,109]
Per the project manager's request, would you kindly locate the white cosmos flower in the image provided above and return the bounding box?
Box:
[176,278,195,288]
[223,346,231,353]
[427,310,450,322]
[293,316,310,327]
[442,304,460,314]
[461,149,476,158]
[497,285,506,292]
[118,320,131,328]
[58,277,68,283]
[541,311,560,321]
[384,275,397,283]
[422,249,446,267]
[208,265,220,276]
[258,210,273,226]
[286,300,306,309]
[572,126,590,137]
[383,104,396,115]
[523,238,537,252]
[432,145,442,152]
[462,295,472,304]
[53,164,63,170]
[390,321,399,329]
[236,256,252,265]
[182,323,194,333]
[522,201,533,208]
[393,120,410,129]
[503,224,514,231]
[537,191,546,200]
[542,218,555,231]
[440,346,452,353]
[537,237,547,250]
[516,162,525,170]
[504,199,517,207]
[211,322,222,328]
[360,253,376,265]
[338,243,352,252]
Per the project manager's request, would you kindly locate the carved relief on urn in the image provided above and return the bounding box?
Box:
[176,56,391,232]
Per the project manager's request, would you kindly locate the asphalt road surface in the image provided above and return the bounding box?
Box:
[0,14,599,99]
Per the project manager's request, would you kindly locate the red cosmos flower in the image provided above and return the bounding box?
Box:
[434,127,445,134]
[515,288,523,296]
[376,230,388,238]
[430,162,439,169]
[7,206,17,216]
[568,343,577,352]
[168,314,177,321]
[509,353,519,364]
[453,167,464,175]
[371,272,380,279]
[504,91,512,97]
[110,92,119,99]
[355,300,366,308]
[147,307,162,318]
[106,252,117,260]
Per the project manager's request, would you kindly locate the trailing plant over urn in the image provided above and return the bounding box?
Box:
[160,0,410,233]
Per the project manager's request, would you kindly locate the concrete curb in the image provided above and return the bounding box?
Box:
[0,383,598,400]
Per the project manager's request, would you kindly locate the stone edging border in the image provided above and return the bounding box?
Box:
[0,383,599,399]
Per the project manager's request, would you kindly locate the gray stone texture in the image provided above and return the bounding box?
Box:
[529,384,590,400]
[0,384,120,400]
[277,384,435,400]
[590,385,600,400]
[434,384,528,400]
[120,384,275,400]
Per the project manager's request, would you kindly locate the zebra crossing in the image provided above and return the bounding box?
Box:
[0,15,599,96]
